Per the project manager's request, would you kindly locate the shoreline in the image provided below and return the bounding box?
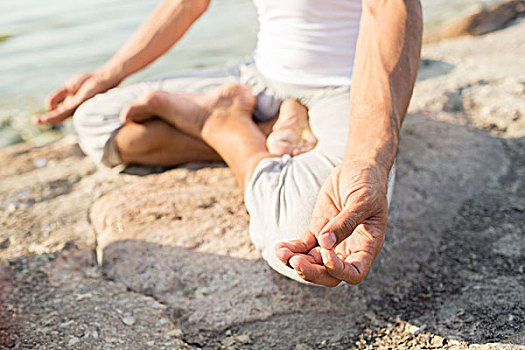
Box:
[1,7,524,350]
[1,0,520,150]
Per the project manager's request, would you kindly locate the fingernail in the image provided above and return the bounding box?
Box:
[290,259,302,274]
[320,248,328,263]
[276,248,287,258]
[320,248,333,266]
[319,231,336,249]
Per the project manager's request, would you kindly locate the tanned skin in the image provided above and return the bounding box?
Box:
[34,0,210,124]
[35,0,422,287]
[275,0,423,286]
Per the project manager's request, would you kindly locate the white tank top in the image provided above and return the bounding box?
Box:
[253,0,362,87]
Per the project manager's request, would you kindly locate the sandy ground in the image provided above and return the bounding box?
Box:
[1,16,524,350]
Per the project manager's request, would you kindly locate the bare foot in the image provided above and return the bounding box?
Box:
[119,90,212,138]
[200,84,264,190]
[266,99,317,156]
[200,83,256,140]
[120,83,254,139]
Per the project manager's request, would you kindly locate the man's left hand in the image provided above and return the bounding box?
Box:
[275,162,389,287]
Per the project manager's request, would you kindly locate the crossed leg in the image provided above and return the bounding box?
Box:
[115,84,317,188]
[104,82,353,283]
[266,99,317,156]
[115,87,233,166]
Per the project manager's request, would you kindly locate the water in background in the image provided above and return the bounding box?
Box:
[0,0,498,147]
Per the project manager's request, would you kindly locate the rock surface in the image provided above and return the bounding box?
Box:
[1,15,525,350]
[423,0,525,43]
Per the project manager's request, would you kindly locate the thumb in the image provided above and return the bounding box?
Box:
[65,73,91,94]
[317,205,369,249]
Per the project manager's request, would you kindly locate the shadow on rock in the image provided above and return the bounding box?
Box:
[424,0,525,43]
[102,240,367,342]
[371,135,525,346]
[93,115,523,347]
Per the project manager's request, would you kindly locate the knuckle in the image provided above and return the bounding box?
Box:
[332,213,358,238]
[347,273,365,285]
[342,215,358,233]
[325,280,341,288]
[299,271,310,281]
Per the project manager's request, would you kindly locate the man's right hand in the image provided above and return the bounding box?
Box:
[33,73,117,124]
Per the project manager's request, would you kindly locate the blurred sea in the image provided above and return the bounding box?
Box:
[0,0,499,147]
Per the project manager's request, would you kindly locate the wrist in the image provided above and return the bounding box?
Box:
[340,159,390,183]
[335,160,390,201]
[342,138,397,179]
[93,64,124,89]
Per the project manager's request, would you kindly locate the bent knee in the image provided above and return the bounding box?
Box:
[245,154,330,250]
[72,97,124,165]
[72,98,100,131]
[115,119,174,159]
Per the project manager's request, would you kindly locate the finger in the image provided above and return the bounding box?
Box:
[274,245,294,265]
[293,253,317,265]
[289,255,341,287]
[65,73,90,94]
[275,228,318,252]
[317,206,370,249]
[320,248,371,285]
[274,237,312,265]
[275,235,323,266]
[46,87,69,110]
[33,103,75,124]
[307,246,323,265]
[274,239,309,256]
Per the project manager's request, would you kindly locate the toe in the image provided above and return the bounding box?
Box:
[266,132,294,155]
[121,103,150,123]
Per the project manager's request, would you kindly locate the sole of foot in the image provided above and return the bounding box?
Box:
[266,99,318,156]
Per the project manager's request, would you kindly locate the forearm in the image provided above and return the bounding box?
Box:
[94,0,210,85]
[344,0,422,179]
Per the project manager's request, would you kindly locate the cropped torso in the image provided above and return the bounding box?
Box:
[252,0,362,87]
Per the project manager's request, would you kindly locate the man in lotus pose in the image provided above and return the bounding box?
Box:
[35,0,422,286]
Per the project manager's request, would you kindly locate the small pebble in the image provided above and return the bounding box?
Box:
[76,293,92,301]
[121,316,135,326]
[166,328,183,338]
[295,344,313,350]
[68,336,80,346]
[155,318,168,327]
[407,325,420,334]
[34,158,47,168]
[60,320,74,328]
[235,334,251,344]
